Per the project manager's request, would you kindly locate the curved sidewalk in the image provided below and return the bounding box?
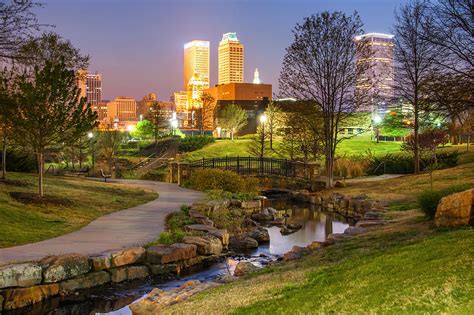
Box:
[0,180,203,265]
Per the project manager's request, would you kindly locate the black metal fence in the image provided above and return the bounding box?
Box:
[189,157,314,180]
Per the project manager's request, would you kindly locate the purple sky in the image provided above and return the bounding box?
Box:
[38,0,405,101]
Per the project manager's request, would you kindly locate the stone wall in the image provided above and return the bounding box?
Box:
[0,240,226,312]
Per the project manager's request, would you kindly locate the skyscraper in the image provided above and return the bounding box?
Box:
[354,33,394,113]
[77,70,102,106]
[218,32,244,85]
[184,40,210,90]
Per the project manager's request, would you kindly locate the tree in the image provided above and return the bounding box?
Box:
[0,0,41,60]
[0,69,16,178]
[380,111,411,137]
[401,128,449,162]
[218,103,248,140]
[146,101,166,144]
[393,0,439,174]
[264,102,283,150]
[8,61,97,197]
[196,93,216,135]
[424,0,473,80]
[96,129,123,175]
[248,124,268,158]
[279,11,373,187]
[14,32,90,72]
[131,119,154,140]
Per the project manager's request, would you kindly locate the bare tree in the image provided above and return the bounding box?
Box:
[424,0,473,79]
[279,11,373,187]
[393,0,440,174]
[218,103,247,140]
[0,0,42,60]
[196,93,215,135]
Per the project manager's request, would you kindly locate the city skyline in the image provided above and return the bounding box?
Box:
[38,0,405,100]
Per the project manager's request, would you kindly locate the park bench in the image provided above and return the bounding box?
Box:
[100,169,112,182]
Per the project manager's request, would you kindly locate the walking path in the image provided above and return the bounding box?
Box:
[0,180,203,265]
[345,174,405,183]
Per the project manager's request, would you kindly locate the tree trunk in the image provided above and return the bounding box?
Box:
[2,134,6,180]
[37,152,44,197]
[414,102,420,174]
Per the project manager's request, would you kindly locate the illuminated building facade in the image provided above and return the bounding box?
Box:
[107,96,137,121]
[173,91,188,113]
[204,82,271,102]
[137,92,158,118]
[354,33,394,114]
[218,32,244,85]
[184,40,210,90]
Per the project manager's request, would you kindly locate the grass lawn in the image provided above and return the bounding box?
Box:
[163,159,474,314]
[184,135,403,161]
[0,173,158,248]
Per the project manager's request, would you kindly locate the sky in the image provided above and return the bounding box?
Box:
[37,0,405,101]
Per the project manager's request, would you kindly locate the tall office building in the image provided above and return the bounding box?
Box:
[184,40,210,90]
[107,96,137,121]
[77,70,102,106]
[218,32,244,85]
[354,33,394,113]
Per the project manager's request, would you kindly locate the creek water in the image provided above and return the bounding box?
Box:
[6,197,351,315]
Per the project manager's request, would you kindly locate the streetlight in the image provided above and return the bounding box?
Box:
[373,114,382,143]
[87,132,95,174]
[170,112,178,136]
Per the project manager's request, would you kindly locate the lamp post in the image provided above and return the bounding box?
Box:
[170,112,178,136]
[87,132,95,174]
[373,114,382,143]
[259,113,267,160]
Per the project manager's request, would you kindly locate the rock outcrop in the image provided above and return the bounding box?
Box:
[0,263,42,289]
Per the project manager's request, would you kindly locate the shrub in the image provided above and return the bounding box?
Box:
[179,135,215,152]
[140,168,167,181]
[157,229,185,245]
[206,190,258,201]
[185,169,260,193]
[334,157,369,178]
[0,150,36,172]
[417,184,472,219]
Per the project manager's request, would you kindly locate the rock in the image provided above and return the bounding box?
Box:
[240,200,261,209]
[363,211,384,220]
[148,264,178,276]
[280,226,295,235]
[130,280,220,315]
[2,283,59,310]
[59,271,110,294]
[208,229,230,248]
[242,217,259,228]
[266,207,278,215]
[109,267,128,283]
[326,233,350,244]
[344,226,368,236]
[90,254,112,271]
[146,243,197,264]
[334,180,346,188]
[233,262,259,276]
[189,210,214,226]
[185,224,229,247]
[126,266,149,281]
[435,189,474,227]
[269,218,285,226]
[229,236,258,250]
[355,220,385,228]
[282,246,311,261]
[207,199,230,211]
[0,263,42,289]
[306,241,322,251]
[111,247,145,267]
[179,256,205,268]
[287,223,302,230]
[216,274,237,284]
[42,254,91,283]
[183,235,223,256]
[251,211,274,221]
[249,227,270,243]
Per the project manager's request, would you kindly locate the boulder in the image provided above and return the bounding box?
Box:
[185,224,229,247]
[126,266,149,281]
[189,210,213,226]
[147,264,178,276]
[109,267,128,283]
[435,189,474,227]
[0,263,42,289]
[208,229,230,248]
[183,235,223,256]
[129,280,220,315]
[90,254,112,271]
[111,247,145,267]
[59,271,110,294]
[2,283,59,311]
[282,246,311,261]
[306,241,322,251]
[249,227,270,243]
[179,256,205,269]
[42,254,90,283]
[343,226,368,236]
[229,236,258,250]
[325,233,350,245]
[233,262,259,276]
[251,211,274,221]
[146,243,197,264]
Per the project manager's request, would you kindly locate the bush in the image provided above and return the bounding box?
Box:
[0,150,36,172]
[185,169,260,193]
[206,189,257,201]
[140,168,167,181]
[157,229,186,245]
[417,184,472,218]
[334,157,369,178]
[367,152,460,175]
[179,136,215,152]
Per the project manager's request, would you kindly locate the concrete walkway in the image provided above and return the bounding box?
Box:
[0,180,203,265]
[345,174,405,183]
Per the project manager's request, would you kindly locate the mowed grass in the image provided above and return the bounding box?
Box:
[163,156,474,314]
[0,173,158,248]
[184,135,403,161]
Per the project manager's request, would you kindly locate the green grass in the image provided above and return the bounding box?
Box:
[184,135,403,161]
[0,173,158,248]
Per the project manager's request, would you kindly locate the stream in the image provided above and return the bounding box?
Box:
[6,197,351,315]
